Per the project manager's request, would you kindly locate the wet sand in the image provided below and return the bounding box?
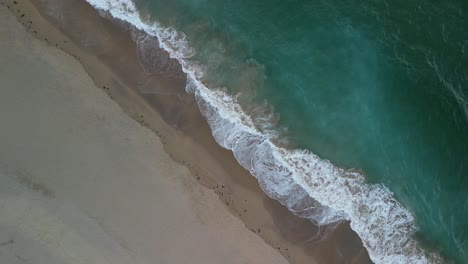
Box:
[0,0,372,263]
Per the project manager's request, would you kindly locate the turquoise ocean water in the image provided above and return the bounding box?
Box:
[87,0,468,262]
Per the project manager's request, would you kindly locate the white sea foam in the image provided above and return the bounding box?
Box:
[84,0,443,263]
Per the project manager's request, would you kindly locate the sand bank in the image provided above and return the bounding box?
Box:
[1,0,371,263]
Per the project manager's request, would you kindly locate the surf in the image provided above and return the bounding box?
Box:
[83,0,444,263]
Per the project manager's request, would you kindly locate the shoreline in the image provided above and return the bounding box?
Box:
[0,5,290,263]
[2,0,371,263]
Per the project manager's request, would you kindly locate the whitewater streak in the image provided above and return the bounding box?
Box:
[85,0,442,263]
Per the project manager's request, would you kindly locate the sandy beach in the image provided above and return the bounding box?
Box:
[0,4,290,263]
[0,0,371,263]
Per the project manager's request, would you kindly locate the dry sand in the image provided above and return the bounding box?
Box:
[0,5,289,263]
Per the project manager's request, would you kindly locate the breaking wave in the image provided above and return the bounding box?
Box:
[84,0,443,263]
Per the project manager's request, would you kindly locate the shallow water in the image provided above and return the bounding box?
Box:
[88,0,468,262]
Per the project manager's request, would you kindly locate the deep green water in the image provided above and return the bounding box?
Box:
[135,0,468,262]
